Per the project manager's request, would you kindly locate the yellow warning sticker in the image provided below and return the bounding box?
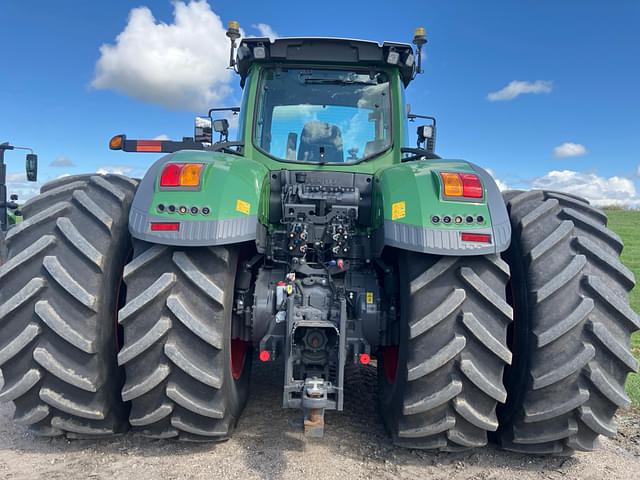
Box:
[391,201,406,220]
[236,199,251,215]
[366,292,374,304]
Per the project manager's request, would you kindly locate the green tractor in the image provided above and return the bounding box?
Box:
[0,142,38,263]
[0,25,637,454]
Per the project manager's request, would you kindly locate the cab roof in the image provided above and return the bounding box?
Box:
[236,37,416,87]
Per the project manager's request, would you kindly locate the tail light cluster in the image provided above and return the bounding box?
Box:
[160,163,205,188]
[439,172,483,199]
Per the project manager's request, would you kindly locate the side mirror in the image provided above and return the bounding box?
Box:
[213,119,229,141]
[417,124,436,153]
[25,153,38,182]
[194,116,213,143]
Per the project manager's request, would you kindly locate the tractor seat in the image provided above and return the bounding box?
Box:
[297,122,344,163]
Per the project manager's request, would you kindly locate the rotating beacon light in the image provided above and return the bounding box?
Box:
[412,27,427,75]
[226,20,241,68]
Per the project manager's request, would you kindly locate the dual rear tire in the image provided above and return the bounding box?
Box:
[0,175,250,440]
[379,190,638,454]
[0,174,137,437]
[117,241,251,441]
[379,252,513,451]
[497,190,638,454]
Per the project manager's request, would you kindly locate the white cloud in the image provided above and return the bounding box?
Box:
[50,156,74,167]
[91,1,237,111]
[553,142,587,158]
[7,173,27,182]
[485,168,508,191]
[487,80,552,101]
[531,170,640,207]
[252,23,278,41]
[97,165,135,176]
[5,172,40,201]
[153,134,171,141]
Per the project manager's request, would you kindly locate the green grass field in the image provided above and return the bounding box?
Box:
[605,210,640,407]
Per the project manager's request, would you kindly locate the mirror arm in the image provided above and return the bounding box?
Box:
[407,113,436,126]
[208,107,240,117]
[0,145,7,232]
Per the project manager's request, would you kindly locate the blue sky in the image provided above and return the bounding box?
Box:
[2,0,639,206]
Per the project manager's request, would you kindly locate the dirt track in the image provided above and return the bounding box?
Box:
[1,360,639,480]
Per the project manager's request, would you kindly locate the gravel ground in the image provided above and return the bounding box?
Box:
[1,360,639,480]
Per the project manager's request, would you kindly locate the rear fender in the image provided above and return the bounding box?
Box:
[129,150,269,246]
[374,159,510,255]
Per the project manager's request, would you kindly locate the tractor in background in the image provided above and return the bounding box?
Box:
[0,142,37,262]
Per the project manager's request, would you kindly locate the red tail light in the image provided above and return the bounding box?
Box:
[460,174,483,198]
[151,222,180,231]
[160,163,182,186]
[461,233,490,243]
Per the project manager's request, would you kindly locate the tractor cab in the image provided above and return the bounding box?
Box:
[110,29,437,165]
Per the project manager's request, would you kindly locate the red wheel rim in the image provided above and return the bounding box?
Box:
[230,338,248,380]
[383,345,399,384]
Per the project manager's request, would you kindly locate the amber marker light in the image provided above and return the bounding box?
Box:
[180,163,204,187]
[109,135,124,150]
[440,172,463,197]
